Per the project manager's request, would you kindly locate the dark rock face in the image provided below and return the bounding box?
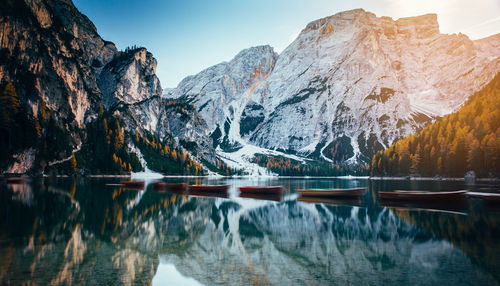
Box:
[0,0,215,172]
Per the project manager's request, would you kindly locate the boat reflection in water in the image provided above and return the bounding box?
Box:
[238,192,283,202]
[0,178,499,285]
[297,196,363,207]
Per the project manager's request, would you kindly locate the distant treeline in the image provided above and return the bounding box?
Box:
[132,131,203,175]
[253,154,370,176]
[371,73,500,178]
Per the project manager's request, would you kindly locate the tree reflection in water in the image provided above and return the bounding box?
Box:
[0,178,498,285]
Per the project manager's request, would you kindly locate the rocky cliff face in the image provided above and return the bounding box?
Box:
[0,0,215,172]
[169,9,500,164]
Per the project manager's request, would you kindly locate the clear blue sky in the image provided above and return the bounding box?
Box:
[74,0,500,88]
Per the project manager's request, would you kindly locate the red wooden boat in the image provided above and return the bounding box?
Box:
[238,186,283,195]
[239,192,283,202]
[379,190,467,202]
[188,185,230,192]
[5,177,25,184]
[466,192,500,203]
[120,180,145,189]
[297,188,366,198]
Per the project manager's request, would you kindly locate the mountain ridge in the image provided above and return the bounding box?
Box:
[0,0,217,174]
[168,8,500,172]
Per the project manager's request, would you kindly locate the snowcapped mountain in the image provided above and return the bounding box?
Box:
[169,9,500,165]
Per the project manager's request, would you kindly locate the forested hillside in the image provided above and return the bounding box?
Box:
[371,73,500,178]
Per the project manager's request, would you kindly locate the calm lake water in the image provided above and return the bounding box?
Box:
[0,177,499,285]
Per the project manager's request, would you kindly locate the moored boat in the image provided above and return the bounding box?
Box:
[120,180,145,189]
[188,185,230,192]
[379,190,467,201]
[466,192,500,203]
[5,177,25,184]
[297,188,366,198]
[238,186,283,195]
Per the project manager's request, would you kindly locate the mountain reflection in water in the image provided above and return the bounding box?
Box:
[0,178,499,285]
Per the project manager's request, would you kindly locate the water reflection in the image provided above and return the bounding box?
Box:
[0,178,499,285]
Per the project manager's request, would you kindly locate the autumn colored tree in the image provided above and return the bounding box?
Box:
[70,153,77,173]
[0,82,20,129]
[371,73,500,178]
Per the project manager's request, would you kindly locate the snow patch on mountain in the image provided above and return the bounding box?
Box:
[217,143,309,176]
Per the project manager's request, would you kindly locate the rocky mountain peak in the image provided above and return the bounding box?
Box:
[301,9,440,44]
[170,8,500,170]
[395,13,439,38]
[233,45,276,61]
[98,47,161,108]
[227,45,277,85]
[1,0,217,173]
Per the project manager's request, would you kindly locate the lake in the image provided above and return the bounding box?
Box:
[0,177,499,285]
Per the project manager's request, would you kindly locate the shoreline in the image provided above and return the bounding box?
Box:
[1,174,499,182]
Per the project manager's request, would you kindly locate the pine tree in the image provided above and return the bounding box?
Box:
[70,153,77,173]
[0,82,20,128]
[467,138,483,175]
[0,83,21,157]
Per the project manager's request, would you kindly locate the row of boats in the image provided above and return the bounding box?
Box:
[3,178,499,204]
[118,181,500,204]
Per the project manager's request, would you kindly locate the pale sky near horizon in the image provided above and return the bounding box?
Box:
[73,0,500,88]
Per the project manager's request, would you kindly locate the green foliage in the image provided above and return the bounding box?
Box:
[133,131,203,175]
[75,111,142,175]
[372,74,500,178]
[0,82,19,128]
[253,154,369,176]
[0,82,39,169]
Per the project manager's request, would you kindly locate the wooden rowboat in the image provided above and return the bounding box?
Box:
[120,181,145,189]
[466,192,500,203]
[379,190,467,202]
[297,188,366,198]
[5,177,25,184]
[238,186,283,195]
[188,185,230,192]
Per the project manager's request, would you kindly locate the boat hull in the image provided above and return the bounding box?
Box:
[466,192,500,204]
[120,181,145,189]
[379,190,467,202]
[188,185,230,192]
[238,186,283,195]
[5,177,25,184]
[297,188,366,198]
